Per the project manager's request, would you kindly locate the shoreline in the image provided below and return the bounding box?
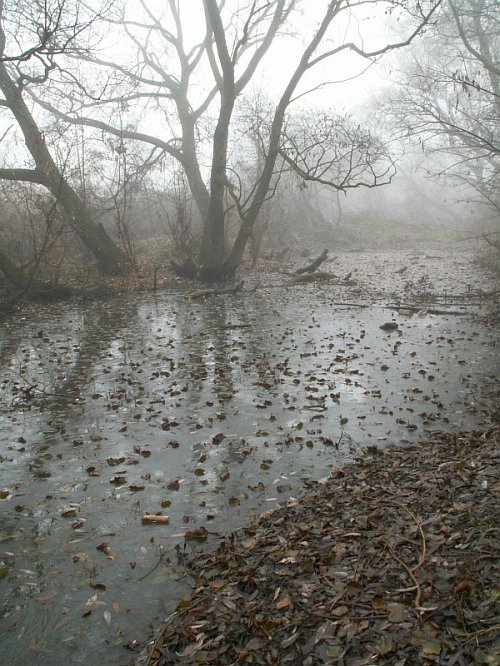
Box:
[137,424,499,665]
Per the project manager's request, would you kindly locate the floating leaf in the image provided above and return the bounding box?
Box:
[380,322,399,332]
[109,475,127,486]
[71,519,86,530]
[106,457,125,466]
[61,506,79,518]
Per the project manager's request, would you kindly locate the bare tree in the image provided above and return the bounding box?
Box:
[229,96,393,260]
[386,0,499,222]
[279,111,395,190]
[32,0,442,280]
[0,179,72,293]
[0,0,130,274]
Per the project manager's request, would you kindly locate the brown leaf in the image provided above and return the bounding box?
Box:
[276,598,292,610]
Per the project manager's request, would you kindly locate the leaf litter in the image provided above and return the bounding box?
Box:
[140,424,499,666]
[0,242,498,665]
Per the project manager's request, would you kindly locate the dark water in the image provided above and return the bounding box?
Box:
[0,284,497,665]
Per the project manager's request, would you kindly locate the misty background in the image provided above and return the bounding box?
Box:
[0,0,497,287]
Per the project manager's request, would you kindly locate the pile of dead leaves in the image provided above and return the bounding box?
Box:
[139,428,499,666]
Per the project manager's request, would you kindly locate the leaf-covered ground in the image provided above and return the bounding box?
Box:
[141,424,499,666]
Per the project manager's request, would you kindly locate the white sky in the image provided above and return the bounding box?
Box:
[112,0,402,113]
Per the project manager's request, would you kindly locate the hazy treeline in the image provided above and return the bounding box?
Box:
[0,0,497,291]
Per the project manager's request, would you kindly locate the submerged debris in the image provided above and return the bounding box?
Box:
[379,321,399,332]
[140,427,499,666]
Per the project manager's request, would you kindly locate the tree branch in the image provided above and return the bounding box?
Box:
[0,167,44,184]
[308,0,443,69]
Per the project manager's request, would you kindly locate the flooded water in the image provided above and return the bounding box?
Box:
[0,259,498,665]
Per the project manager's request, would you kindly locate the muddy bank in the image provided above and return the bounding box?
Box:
[139,424,500,665]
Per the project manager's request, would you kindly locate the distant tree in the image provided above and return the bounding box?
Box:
[0,0,130,275]
[32,0,442,280]
[387,0,499,230]
[0,179,75,294]
[231,99,394,259]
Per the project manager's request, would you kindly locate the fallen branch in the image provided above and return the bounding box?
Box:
[287,271,336,285]
[295,248,329,275]
[187,280,244,299]
[221,323,252,330]
[386,303,469,316]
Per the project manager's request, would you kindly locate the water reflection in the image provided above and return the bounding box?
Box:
[0,288,497,666]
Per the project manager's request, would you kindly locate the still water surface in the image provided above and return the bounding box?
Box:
[0,286,497,665]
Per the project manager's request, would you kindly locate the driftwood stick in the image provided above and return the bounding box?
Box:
[187,280,244,299]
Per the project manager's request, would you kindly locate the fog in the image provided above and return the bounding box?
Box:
[0,4,498,663]
[0,0,498,285]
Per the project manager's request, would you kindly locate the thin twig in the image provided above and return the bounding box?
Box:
[138,547,166,581]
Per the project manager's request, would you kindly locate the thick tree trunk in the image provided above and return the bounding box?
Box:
[197,93,234,279]
[52,177,130,273]
[223,221,253,277]
[0,63,130,275]
[198,1,236,281]
[198,207,227,281]
[0,248,73,298]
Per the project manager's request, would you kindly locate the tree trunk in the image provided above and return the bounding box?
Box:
[0,248,73,298]
[223,220,253,277]
[198,206,227,281]
[224,5,339,277]
[0,63,130,275]
[197,92,234,279]
[53,177,130,273]
[198,0,236,281]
